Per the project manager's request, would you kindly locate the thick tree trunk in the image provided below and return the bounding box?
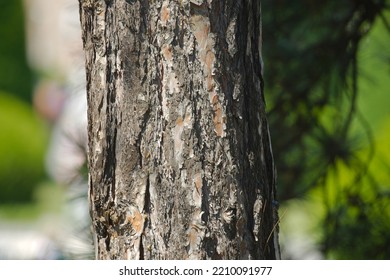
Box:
[79,0,279,260]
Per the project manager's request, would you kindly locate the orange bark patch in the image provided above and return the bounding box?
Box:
[175,114,191,128]
[176,116,183,126]
[162,45,173,61]
[213,103,224,137]
[210,92,218,105]
[206,75,214,91]
[161,5,170,25]
[205,50,215,72]
[194,173,202,193]
[205,50,215,91]
[193,19,210,49]
[187,228,198,250]
[127,211,144,234]
[191,15,224,137]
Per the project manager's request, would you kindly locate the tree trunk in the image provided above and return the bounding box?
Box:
[79,0,279,260]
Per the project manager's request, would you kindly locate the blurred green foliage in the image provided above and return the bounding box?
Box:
[0,0,33,102]
[263,0,390,259]
[0,180,64,220]
[0,92,48,203]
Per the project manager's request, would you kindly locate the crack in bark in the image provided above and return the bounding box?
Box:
[141,173,151,260]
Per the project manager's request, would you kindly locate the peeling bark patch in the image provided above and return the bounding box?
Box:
[192,16,210,49]
[205,51,215,88]
[226,19,237,57]
[190,0,204,6]
[168,73,180,94]
[173,116,185,164]
[172,109,192,166]
[252,195,264,242]
[193,172,202,207]
[191,15,225,137]
[161,45,173,61]
[222,207,237,240]
[161,4,170,26]
[212,102,224,137]
[127,210,145,234]
[160,43,180,122]
[194,172,202,193]
[186,209,206,258]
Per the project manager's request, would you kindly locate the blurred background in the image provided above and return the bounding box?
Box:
[0,0,389,259]
[0,0,90,259]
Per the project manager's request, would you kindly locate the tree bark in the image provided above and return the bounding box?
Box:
[79,0,279,260]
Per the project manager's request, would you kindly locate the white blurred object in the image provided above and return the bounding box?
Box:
[0,223,62,260]
[24,0,84,79]
[279,200,324,260]
[45,80,87,186]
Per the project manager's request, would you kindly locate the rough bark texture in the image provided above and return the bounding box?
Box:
[79,0,279,260]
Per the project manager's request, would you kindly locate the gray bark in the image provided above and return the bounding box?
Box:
[79,0,279,260]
